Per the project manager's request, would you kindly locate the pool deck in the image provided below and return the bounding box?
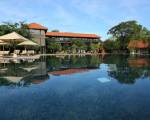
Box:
[0,55,41,60]
[41,53,106,56]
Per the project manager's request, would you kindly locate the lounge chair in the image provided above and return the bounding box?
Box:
[4,51,9,55]
[27,50,35,55]
[14,50,20,55]
[0,51,9,56]
[0,51,3,56]
[20,50,27,55]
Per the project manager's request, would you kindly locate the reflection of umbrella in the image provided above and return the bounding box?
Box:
[21,66,38,72]
[1,76,23,83]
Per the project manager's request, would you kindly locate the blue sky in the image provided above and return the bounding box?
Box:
[0,0,150,40]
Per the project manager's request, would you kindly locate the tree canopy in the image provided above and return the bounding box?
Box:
[51,29,59,32]
[107,20,150,51]
[46,39,62,53]
[0,21,31,39]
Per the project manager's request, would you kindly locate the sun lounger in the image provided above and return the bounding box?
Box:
[20,50,27,55]
[0,51,9,56]
[14,50,20,55]
[27,50,35,55]
[0,51,3,56]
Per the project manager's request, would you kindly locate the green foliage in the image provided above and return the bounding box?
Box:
[71,44,78,53]
[108,20,150,50]
[72,40,83,48]
[103,40,119,51]
[108,21,141,38]
[0,21,31,39]
[72,40,88,51]
[90,43,100,52]
[51,29,59,32]
[47,41,62,53]
[130,27,150,41]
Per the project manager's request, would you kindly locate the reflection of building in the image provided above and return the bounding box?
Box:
[128,40,149,54]
[48,68,94,75]
[128,58,149,67]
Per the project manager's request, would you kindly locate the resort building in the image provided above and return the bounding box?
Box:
[46,32,101,53]
[46,32,100,43]
[128,40,149,54]
[28,23,48,53]
[28,23,101,54]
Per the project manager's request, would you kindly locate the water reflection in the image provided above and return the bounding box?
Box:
[0,55,150,120]
[0,57,49,86]
[0,55,149,86]
[46,55,150,84]
[106,55,150,84]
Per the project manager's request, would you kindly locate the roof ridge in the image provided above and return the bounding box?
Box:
[28,23,48,30]
[48,31,99,35]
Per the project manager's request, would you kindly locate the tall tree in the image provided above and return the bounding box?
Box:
[51,29,59,32]
[107,20,150,50]
[0,21,31,39]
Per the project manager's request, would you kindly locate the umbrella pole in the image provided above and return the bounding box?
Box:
[3,45,4,55]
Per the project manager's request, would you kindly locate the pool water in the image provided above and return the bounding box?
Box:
[0,55,150,120]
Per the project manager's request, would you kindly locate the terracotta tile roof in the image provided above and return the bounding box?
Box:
[28,23,48,30]
[128,40,149,49]
[46,32,100,38]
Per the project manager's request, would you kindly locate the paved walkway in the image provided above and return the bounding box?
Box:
[0,55,40,60]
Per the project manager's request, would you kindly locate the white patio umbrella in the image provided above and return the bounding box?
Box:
[20,66,38,72]
[0,32,29,53]
[18,40,39,52]
[18,40,39,46]
[0,32,29,42]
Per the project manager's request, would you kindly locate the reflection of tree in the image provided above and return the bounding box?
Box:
[0,78,13,86]
[47,55,102,71]
[108,67,143,84]
[1,55,149,86]
[103,55,129,65]
[46,56,62,70]
[106,56,150,84]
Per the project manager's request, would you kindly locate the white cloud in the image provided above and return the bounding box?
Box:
[0,0,150,39]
